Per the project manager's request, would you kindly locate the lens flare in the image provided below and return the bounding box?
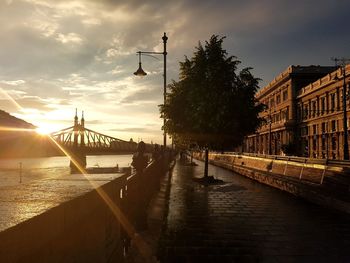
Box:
[47,135,149,257]
[0,126,36,132]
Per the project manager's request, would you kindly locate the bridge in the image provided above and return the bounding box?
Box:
[50,110,138,171]
[50,110,137,154]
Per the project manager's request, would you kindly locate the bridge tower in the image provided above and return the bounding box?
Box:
[70,109,87,173]
[80,111,85,147]
[73,108,79,148]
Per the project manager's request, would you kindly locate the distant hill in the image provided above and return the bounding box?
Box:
[0,110,61,158]
[0,109,36,129]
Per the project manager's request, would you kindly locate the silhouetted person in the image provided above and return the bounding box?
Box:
[152,144,161,161]
[131,141,148,173]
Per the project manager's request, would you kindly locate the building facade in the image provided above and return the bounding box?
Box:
[243,65,350,159]
[296,65,350,159]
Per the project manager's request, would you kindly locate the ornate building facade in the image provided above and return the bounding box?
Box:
[243,65,350,159]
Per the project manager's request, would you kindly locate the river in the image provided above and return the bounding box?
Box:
[0,154,133,188]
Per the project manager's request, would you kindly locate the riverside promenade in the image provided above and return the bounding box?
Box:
[155,159,350,262]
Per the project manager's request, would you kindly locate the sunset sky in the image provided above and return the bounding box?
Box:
[1,0,349,144]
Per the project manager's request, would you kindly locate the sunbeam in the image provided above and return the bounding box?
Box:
[0,126,36,132]
[0,88,23,111]
[46,136,149,256]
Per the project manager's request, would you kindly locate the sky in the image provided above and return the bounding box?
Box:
[1,0,350,144]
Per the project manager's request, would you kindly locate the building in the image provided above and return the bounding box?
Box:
[243,65,350,159]
[297,64,350,159]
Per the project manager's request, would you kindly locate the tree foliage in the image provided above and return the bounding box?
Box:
[161,35,264,150]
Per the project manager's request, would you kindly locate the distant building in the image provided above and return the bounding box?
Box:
[243,65,350,159]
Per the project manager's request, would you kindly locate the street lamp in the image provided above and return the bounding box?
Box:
[134,33,168,148]
[332,57,349,160]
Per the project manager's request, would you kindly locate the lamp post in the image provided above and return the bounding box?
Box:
[332,57,349,160]
[134,33,168,148]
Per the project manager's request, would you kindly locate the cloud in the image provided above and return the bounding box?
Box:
[56,33,83,44]
[0,80,26,86]
[0,0,349,142]
[120,87,161,104]
[110,126,157,134]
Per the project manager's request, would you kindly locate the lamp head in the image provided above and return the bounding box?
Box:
[134,62,147,76]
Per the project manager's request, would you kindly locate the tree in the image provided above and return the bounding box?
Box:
[161,35,264,179]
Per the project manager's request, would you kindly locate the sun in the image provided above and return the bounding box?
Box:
[35,125,52,135]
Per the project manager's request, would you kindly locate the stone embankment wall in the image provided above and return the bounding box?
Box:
[0,155,173,263]
[0,176,126,263]
[194,152,350,214]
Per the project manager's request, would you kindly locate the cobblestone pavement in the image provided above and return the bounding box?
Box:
[158,160,350,262]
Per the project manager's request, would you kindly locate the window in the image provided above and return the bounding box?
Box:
[312,101,316,117]
[332,137,337,151]
[313,124,317,135]
[304,106,308,119]
[321,122,326,133]
[331,120,336,132]
[282,90,288,101]
[321,97,325,114]
[281,111,286,121]
[330,93,335,112]
[341,91,344,110]
[322,137,326,151]
[276,94,281,104]
[312,138,317,150]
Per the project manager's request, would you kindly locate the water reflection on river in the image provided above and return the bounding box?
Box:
[0,155,132,188]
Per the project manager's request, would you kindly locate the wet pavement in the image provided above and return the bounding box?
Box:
[158,160,350,262]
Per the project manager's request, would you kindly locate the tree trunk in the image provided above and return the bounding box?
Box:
[204,148,208,178]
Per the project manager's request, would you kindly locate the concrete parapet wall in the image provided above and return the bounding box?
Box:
[194,152,350,214]
[0,154,174,263]
[205,153,334,184]
[0,176,125,263]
